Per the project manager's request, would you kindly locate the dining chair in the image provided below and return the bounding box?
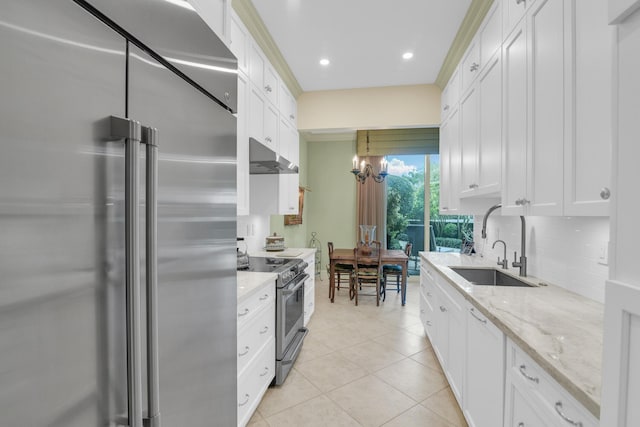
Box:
[352,240,383,306]
[381,242,412,302]
[327,242,354,300]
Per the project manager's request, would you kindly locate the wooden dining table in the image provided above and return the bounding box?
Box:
[329,248,409,306]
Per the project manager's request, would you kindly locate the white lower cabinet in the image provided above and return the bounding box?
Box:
[237,280,275,427]
[303,253,315,326]
[504,338,598,427]
[464,303,505,427]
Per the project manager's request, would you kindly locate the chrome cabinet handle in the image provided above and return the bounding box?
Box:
[516,0,525,4]
[259,293,269,301]
[260,366,270,377]
[469,308,487,324]
[443,104,450,111]
[238,308,249,317]
[426,320,432,326]
[289,114,295,120]
[470,62,480,72]
[518,423,524,427]
[420,309,425,314]
[468,183,478,189]
[238,393,250,407]
[238,346,250,357]
[554,401,583,426]
[519,364,539,383]
[259,326,269,334]
[264,85,272,93]
[426,292,432,297]
[439,305,447,312]
[265,136,272,143]
[600,187,611,200]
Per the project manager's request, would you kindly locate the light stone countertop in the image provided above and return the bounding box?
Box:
[249,247,316,259]
[237,271,277,301]
[421,252,604,419]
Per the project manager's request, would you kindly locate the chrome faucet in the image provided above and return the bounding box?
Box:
[481,203,528,277]
[481,203,502,239]
[492,240,508,269]
[512,216,528,277]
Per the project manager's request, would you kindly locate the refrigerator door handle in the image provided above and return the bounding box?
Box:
[142,126,161,427]
[110,116,144,427]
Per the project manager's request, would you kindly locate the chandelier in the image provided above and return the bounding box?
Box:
[350,132,388,184]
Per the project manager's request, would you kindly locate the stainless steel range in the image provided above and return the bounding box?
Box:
[241,256,309,385]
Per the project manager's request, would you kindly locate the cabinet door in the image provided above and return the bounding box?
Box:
[460,86,479,197]
[248,86,265,144]
[446,108,461,213]
[442,68,460,121]
[505,0,529,37]
[480,0,503,66]
[564,0,613,216]
[477,52,502,195]
[502,20,528,215]
[464,305,505,427]
[505,383,550,427]
[279,174,299,215]
[461,40,481,93]
[264,63,278,106]
[237,72,249,215]
[249,43,265,92]
[526,0,564,216]
[447,302,465,403]
[229,11,249,75]
[264,102,279,151]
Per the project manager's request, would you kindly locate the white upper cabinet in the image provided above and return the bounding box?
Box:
[441,67,460,121]
[248,84,278,152]
[504,0,533,37]
[479,0,503,68]
[189,0,229,42]
[278,81,297,127]
[460,39,480,94]
[502,0,565,216]
[564,0,613,216]
[460,51,502,199]
[229,10,249,76]
[525,0,565,216]
[249,43,278,107]
[502,20,528,215]
[459,85,479,198]
[440,108,461,214]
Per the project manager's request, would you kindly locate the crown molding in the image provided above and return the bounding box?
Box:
[435,0,494,89]
[232,0,303,98]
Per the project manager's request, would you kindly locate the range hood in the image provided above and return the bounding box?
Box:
[249,137,298,174]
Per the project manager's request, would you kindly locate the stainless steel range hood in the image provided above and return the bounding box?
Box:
[249,137,298,174]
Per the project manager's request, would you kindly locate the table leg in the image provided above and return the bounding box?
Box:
[401,260,408,306]
[329,260,336,303]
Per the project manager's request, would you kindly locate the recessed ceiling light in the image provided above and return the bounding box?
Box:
[319,58,330,66]
[402,52,414,60]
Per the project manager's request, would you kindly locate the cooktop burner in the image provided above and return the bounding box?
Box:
[240,256,308,288]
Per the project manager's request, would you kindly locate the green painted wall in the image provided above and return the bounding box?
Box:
[305,138,358,251]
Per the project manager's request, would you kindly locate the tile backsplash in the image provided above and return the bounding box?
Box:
[473,215,609,303]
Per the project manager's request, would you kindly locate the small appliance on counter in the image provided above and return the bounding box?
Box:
[265,232,286,251]
[237,237,249,270]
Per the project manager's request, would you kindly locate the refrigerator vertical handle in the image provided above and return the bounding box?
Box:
[110,116,144,427]
[142,126,161,427]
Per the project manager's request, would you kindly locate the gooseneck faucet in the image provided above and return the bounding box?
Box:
[492,240,508,269]
[481,203,502,239]
[481,203,528,277]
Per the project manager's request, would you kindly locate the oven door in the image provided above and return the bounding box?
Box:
[276,273,309,359]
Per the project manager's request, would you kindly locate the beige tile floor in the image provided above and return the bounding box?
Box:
[247,274,468,427]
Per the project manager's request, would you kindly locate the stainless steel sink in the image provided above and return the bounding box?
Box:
[450,267,534,287]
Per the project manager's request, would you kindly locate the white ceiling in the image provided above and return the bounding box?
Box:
[250,0,472,92]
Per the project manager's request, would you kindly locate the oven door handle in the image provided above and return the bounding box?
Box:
[281,273,309,296]
[281,328,309,366]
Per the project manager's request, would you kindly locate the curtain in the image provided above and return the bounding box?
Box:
[356,155,387,249]
[356,128,439,156]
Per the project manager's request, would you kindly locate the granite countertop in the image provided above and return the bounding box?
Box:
[237,271,277,301]
[421,252,604,419]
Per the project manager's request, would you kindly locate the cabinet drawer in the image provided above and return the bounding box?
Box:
[238,301,275,375]
[420,293,435,340]
[507,339,598,427]
[238,339,275,427]
[237,281,275,330]
[506,381,550,427]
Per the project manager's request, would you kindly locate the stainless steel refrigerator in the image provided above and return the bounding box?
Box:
[0,0,238,425]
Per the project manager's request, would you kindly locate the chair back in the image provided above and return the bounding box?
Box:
[328,241,334,256]
[405,242,413,258]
